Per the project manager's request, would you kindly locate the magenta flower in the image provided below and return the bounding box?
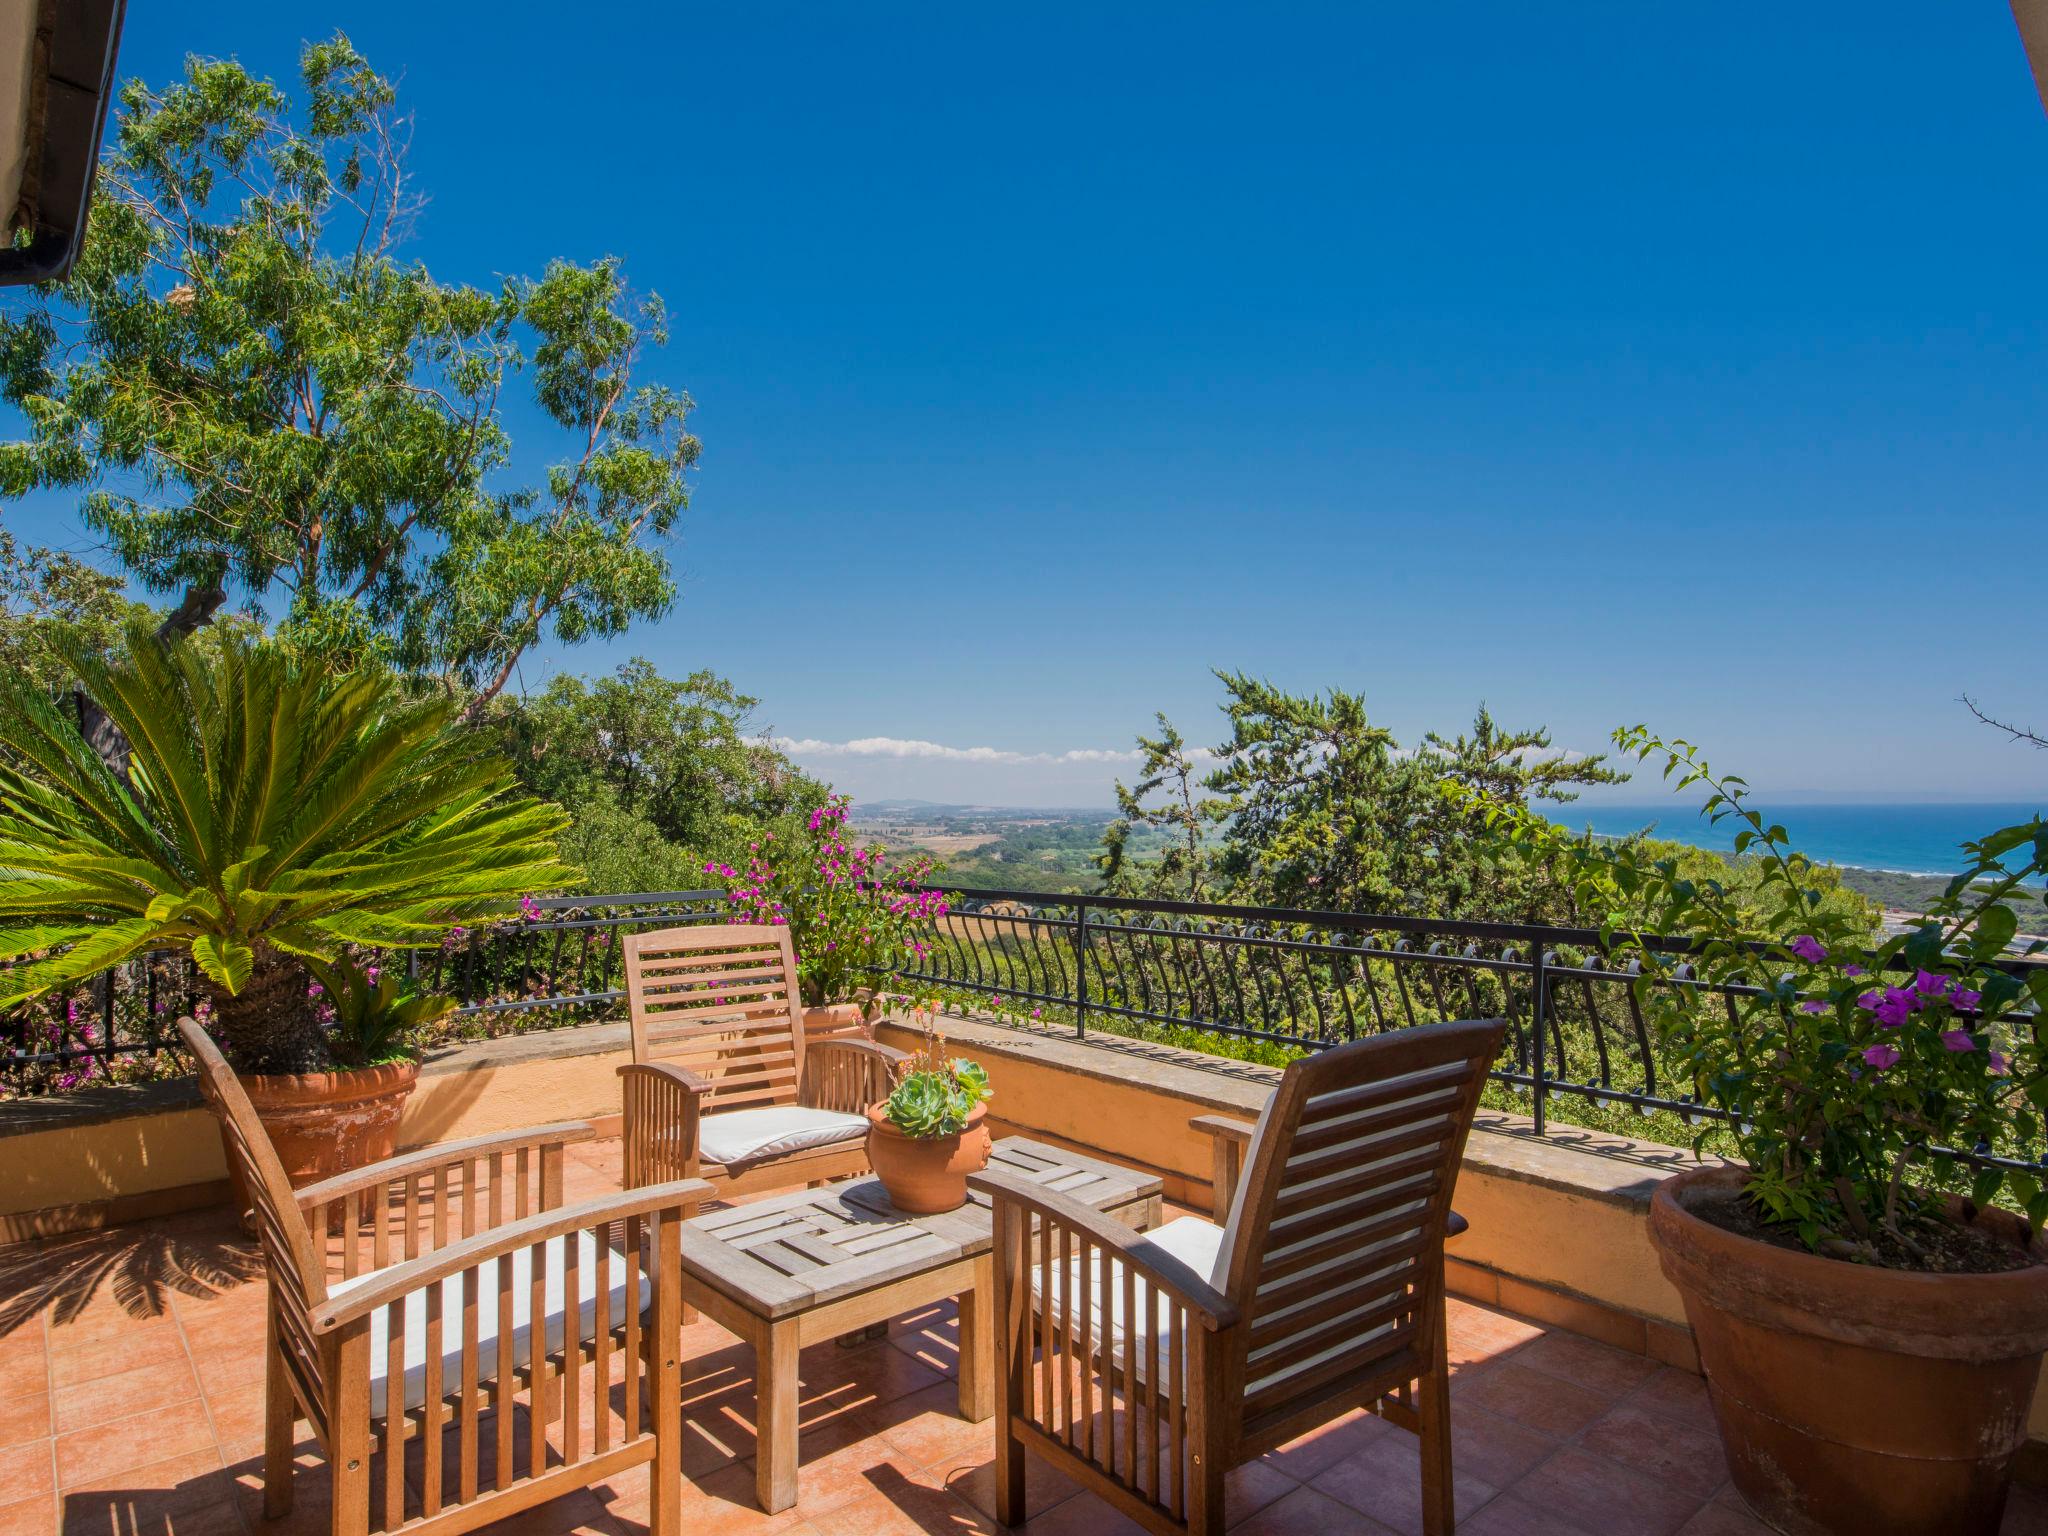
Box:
[1912,970,1950,998]
[1789,935,1827,964]
[1859,988,1914,1028]
[1940,1030,1976,1053]
[1797,1000,1827,1014]
[1952,987,1983,1012]
[1861,1043,1901,1070]
[1844,964,1867,977]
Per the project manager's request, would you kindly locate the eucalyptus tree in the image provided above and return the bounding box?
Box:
[0,35,697,713]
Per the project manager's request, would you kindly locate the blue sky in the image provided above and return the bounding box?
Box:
[7,4,2047,808]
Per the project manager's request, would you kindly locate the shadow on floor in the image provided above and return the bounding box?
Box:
[0,1210,261,1339]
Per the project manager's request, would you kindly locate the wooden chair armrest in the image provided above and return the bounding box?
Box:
[617,1060,711,1095]
[969,1166,1240,1331]
[295,1122,597,1213]
[806,1038,909,1067]
[311,1178,714,1333]
[1190,1113,1256,1222]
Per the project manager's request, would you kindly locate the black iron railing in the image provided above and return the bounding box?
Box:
[5,883,2044,1175]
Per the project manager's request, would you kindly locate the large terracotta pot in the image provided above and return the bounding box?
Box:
[864,1102,992,1214]
[1650,1165,2048,1536]
[218,1059,420,1219]
[803,1002,869,1042]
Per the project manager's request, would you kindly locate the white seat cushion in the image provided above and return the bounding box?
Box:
[699,1105,868,1168]
[330,1229,650,1417]
[1032,1215,1228,1389]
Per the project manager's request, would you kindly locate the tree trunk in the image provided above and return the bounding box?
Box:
[202,943,326,1074]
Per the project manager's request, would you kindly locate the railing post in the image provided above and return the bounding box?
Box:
[1531,947,1549,1136]
[1073,899,1088,1040]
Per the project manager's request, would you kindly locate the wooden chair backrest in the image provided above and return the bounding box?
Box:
[178,1018,330,1416]
[1216,1017,1504,1443]
[624,923,810,1113]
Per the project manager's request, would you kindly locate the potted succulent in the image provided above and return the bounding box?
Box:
[0,623,574,1188]
[1467,729,2048,1536]
[863,1009,994,1213]
[709,794,950,1038]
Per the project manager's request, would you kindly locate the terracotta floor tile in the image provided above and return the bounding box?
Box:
[1676,1499,1776,1536]
[1223,1459,1298,1525]
[1229,1483,1404,1536]
[1445,1301,1545,1370]
[1626,1368,1718,1434]
[783,1427,924,1521]
[1309,1423,1498,1536]
[806,1462,998,1536]
[940,1446,1081,1525]
[50,1358,200,1435]
[1257,1408,1394,1482]
[0,1442,55,1507]
[1514,1331,1660,1396]
[610,1455,816,1535]
[54,1404,218,1487]
[1460,1491,1602,1535]
[46,1330,188,1390]
[1508,1446,1708,1536]
[0,1491,57,1535]
[0,1393,51,1450]
[1575,1400,1729,1499]
[1449,1405,1561,1490]
[1457,1363,1612,1439]
[1019,1489,1142,1535]
[871,1383,992,1469]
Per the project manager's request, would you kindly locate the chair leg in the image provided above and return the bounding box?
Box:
[1418,1319,1456,1536]
[994,1422,1027,1528]
[262,1318,296,1518]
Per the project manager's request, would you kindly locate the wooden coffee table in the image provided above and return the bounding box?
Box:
[681,1136,1163,1512]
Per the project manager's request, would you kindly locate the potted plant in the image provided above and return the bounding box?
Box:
[0,622,575,1188]
[709,794,950,1037]
[863,1009,994,1213]
[1466,729,2048,1536]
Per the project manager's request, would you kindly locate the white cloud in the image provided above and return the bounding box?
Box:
[772,734,1160,767]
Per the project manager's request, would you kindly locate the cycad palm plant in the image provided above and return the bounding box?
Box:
[0,622,576,1072]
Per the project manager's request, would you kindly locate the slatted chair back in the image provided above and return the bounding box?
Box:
[624,924,810,1113]
[178,1018,332,1432]
[1214,1017,1503,1452]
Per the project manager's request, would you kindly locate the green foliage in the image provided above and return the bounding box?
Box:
[303,955,457,1067]
[0,620,575,1072]
[882,1010,993,1138]
[1098,714,1220,899]
[0,531,149,696]
[486,658,826,871]
[0,36,696,709]
[1460,726,2048,1264]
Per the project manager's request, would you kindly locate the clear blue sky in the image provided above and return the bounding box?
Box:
[7,3,2047,808]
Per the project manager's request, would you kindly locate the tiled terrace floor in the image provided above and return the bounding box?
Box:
[5,1137,2048,1536]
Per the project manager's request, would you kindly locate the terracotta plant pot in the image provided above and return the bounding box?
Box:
[1650,1165,2048,1536]
[803,1002,869,1042]
[864,1101,992,1214]
[217,1059,421,1221]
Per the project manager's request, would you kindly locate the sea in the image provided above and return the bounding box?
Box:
[1553,803,2045,878]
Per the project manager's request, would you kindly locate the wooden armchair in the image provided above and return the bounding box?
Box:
[617,924,907,1199]
[971,1017,1506,1536]
[181,1019,712,1536]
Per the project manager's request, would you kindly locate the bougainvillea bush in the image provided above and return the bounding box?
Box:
[1462,727,2048,1265]
[709,795,950,1007]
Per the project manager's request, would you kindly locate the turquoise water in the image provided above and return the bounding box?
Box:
[1555,802,2044,877]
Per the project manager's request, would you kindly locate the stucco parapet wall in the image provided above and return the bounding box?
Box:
[912,1012,1722,1210]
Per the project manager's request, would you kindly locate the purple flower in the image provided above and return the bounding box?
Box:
[1990,1051,2012,1076]
[306,982,324,998]
[1912,970,1951,998]
[1941,1030,1976,1053]
[1789,935,1827,964]
[1862,1044,1901,1070]
[1952,987,1983,1013]
[1797,1000,1827,1014]
[1859,988,1913,1028]
[1844,964,1867,977]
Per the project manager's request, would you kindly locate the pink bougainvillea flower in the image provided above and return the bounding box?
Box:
[1856,990,1884,1010]
[1797,1000,1827,1014]
[1861,1044,1901,1070]
[1951,987,1983,1012]
[1843,964,1867,977]
[1789,935,1827,963]
[1940,1030,1976,1053]
[1912,970,1950,998]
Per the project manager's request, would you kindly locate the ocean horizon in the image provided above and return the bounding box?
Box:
[1553,802,2044,878]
